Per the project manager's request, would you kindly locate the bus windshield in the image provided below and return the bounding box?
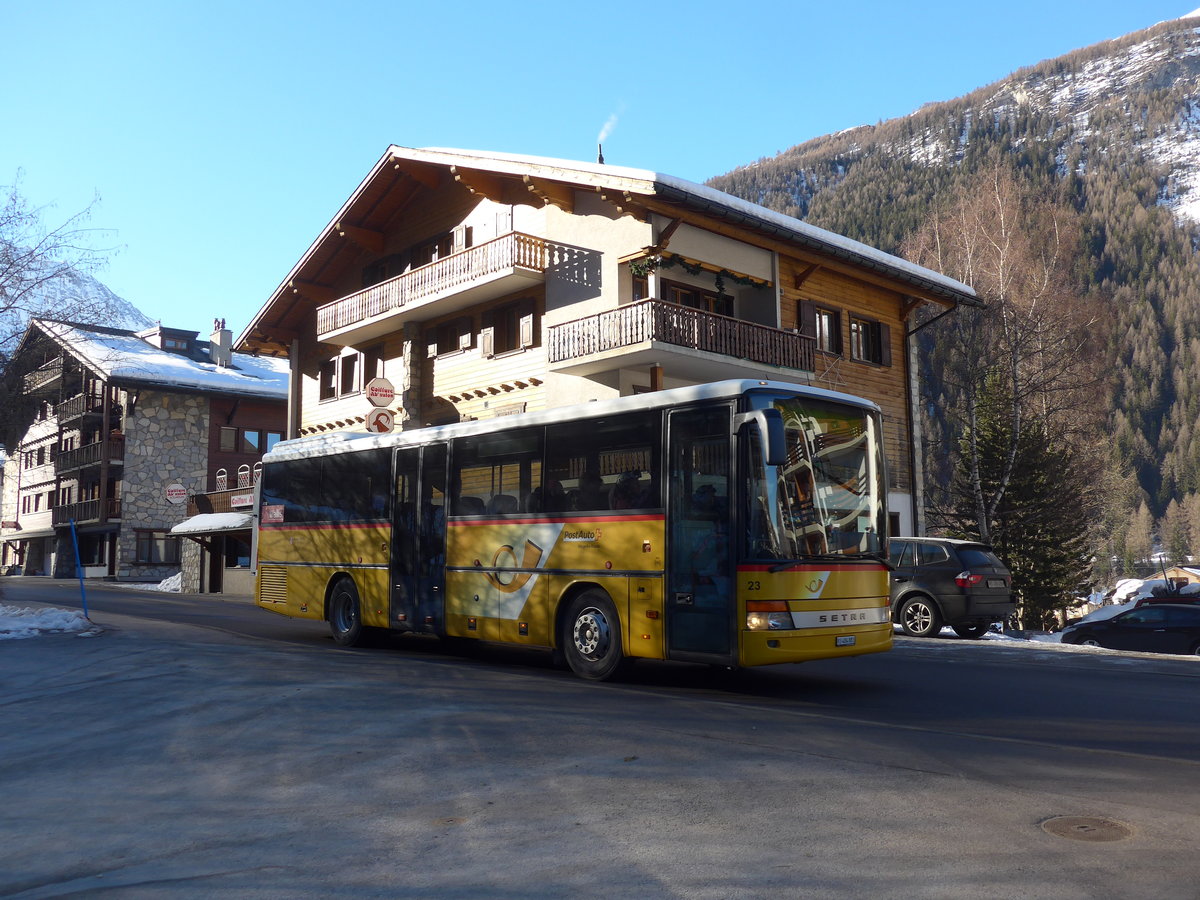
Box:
[745,395,886,560]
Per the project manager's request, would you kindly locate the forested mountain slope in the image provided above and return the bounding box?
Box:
[710,15,1200,570]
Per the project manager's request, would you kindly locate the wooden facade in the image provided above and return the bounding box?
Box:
[238,147,979,530]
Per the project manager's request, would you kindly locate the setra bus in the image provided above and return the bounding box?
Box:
[254,379,892,679]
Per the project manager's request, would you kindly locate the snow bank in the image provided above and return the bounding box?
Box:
[123,572,182,592]
[0,605,93,640]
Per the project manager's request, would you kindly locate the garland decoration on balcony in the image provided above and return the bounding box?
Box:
[629,253,762,297]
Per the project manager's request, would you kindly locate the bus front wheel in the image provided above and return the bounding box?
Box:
[328,577,365,647]
[562,590,626,681]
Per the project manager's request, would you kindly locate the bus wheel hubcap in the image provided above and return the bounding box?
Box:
[573,608,609,658]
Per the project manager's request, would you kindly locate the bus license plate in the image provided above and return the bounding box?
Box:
[836,635,856,647]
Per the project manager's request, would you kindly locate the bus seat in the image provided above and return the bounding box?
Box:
[488,494,519,515]
[454,496,486,516]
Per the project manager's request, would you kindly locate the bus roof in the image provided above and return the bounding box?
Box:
[265,379,882,462]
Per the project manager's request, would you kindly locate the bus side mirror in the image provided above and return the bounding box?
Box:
[735,409,787,467]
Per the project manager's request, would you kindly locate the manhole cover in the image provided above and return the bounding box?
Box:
[1040,816,1134,842]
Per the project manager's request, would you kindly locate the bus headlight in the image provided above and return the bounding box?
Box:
[746,611,793,631]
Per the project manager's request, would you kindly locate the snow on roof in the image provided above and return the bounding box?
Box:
[398,146,978,303]
[37,320,288,399]
[170,512,254,535]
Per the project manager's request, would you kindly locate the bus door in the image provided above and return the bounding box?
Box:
[391,443,448,634]
[666,406,735,662]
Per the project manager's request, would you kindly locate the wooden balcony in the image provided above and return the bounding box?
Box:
[54,437,125,473]
[548,299,816,381]
[52,498,122,526]
[57,392,107,423]
[23,357,64,394]
[316,232,551,345]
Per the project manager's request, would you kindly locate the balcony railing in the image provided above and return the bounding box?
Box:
[23,358,64,393]
[54,437,125,473]
[52,498,122,526]
[316,232,550,335]
[548,299,816,372]
[57,392,107,423]
[188,487,256,517]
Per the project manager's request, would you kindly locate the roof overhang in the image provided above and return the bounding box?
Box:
[237,146,980,355]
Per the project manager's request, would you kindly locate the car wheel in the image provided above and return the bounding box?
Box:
[328,577,365,647]
[952,622,989,640]
[898,595,943,638]
[561,590,626,681]
[1191,642,1200,657]
[1079,637,1102,647]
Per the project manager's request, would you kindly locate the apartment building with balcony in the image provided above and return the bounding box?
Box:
[0,318,288,586]
[237,147,980,531]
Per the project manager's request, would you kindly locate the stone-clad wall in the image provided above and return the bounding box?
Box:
[117,390,210,581]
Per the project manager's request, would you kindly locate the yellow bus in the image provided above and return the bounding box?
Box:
[254,380,892,679]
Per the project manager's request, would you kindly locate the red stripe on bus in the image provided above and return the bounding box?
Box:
[447,513,665,527]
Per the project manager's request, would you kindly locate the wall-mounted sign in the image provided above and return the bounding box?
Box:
[262,504,285,523]
[166,483,188,505]
[365,377,395,408]
[231,492,255,508]
[366,408,395,433]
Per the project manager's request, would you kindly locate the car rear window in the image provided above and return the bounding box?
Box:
[957,547,1003,568]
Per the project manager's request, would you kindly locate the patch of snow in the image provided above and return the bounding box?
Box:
[0,604,94,639]
[122,572,182,592]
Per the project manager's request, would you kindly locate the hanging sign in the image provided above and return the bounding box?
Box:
[366,408,395,434]
[365,377,395,408]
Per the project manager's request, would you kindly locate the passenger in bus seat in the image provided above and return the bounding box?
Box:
[610,471,643,509]
[575,470,608,510]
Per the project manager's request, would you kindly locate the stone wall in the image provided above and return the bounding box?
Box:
[117,390,210,581]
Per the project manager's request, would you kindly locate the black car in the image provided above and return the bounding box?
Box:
[888,537,1014,638]
[1060,603,1200,656]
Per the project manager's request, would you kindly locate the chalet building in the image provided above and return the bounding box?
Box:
[0,319,288,591]
[237,147,980,533]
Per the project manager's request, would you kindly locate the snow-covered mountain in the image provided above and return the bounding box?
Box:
[0,263,153,353]
[710,12,1200,234]
[27,266,153,331]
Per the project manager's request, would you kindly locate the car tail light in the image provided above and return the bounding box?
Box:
[955,571,985,587]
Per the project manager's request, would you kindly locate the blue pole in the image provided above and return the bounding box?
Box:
[69,518,89,620]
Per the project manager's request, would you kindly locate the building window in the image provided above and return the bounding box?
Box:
[482,299,536,357]
[633,274,650,301]
[665,280,733,317]
[431,317,473,356]
[318,359,337,401]
[815,307,842,355]
[266,431,283,453]
[849,317,891,366]
[219,426,238,453]
[135,530,181,565]
[319,353,364,401]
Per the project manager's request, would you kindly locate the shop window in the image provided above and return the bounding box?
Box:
[135,530,180,565]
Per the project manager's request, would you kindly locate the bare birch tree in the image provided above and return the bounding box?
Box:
[0,172,117,352]
[902,162,1106,543]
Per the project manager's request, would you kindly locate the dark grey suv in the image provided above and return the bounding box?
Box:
[888,537,1014,638]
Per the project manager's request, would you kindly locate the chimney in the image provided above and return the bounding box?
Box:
[210,317,232,367]
[597,143,605,165]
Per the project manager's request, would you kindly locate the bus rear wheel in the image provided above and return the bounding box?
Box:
[562,590,626,681]
[328,577,365,647]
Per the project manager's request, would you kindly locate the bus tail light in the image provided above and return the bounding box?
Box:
[747,600,791,631]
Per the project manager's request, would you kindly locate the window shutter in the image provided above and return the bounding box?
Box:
[879,323,892,367]
[798,300,816,336]
[458,317,473,350]
[481,310,495,358]
[519,299,535,348]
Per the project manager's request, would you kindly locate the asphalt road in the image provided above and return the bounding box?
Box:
[2,579,1199,898]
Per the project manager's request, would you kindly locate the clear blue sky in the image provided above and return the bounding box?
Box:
[4,1,1193,335]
